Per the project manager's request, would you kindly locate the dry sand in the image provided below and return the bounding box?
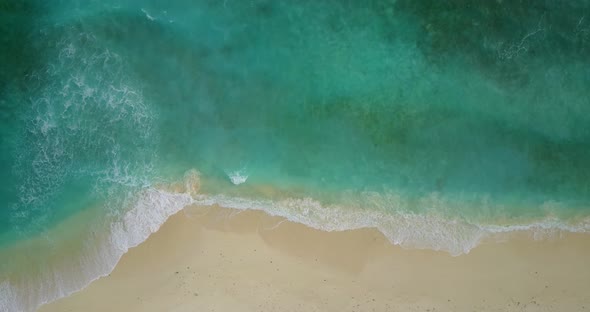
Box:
[39,205,590,312]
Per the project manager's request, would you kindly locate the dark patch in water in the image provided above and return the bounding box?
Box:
[390,0,590,85]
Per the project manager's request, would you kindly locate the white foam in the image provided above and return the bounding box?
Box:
[3,22,166,312]
[141,8,156,21]
[0,281,18,312]
[12,25,156,232]
[0,172,199,312]
[4,169,590,312]
[191,193,590,256]
[191,194,485,255]
[226,169,248,185]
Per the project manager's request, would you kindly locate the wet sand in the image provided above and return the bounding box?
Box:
[39,205,590,312]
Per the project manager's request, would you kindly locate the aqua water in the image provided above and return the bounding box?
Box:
[2,1,590,310]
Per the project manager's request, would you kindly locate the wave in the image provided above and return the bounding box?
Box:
[226,169,249,185]
[2,169,590,312]
[2,22,173,312]
[0,171,198,312]
[11,23,156,238]
[191,192,590,255]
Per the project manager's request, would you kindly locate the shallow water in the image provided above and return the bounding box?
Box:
[2,0,590,310]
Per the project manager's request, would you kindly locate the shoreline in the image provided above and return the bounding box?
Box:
[39,204,590,312]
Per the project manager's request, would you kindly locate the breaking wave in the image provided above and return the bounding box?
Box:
[3,169,590,312]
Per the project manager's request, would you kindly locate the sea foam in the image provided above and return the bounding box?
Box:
[3,169,590,312]
[1,24,169,311]
[227,169,249,185]
[191,192,590,256]
[0,171,199,312]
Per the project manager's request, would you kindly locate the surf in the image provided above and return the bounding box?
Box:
[4,169,590,311]
[2,1,590,311]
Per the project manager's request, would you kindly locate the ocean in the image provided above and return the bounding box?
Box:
[2,0,590,310]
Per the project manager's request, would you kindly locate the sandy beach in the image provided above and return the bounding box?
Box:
[39,205,590,312]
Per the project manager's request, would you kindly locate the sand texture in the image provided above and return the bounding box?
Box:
[39,205,590,312]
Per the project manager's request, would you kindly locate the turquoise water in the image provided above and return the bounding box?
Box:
[2,0,590,310]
